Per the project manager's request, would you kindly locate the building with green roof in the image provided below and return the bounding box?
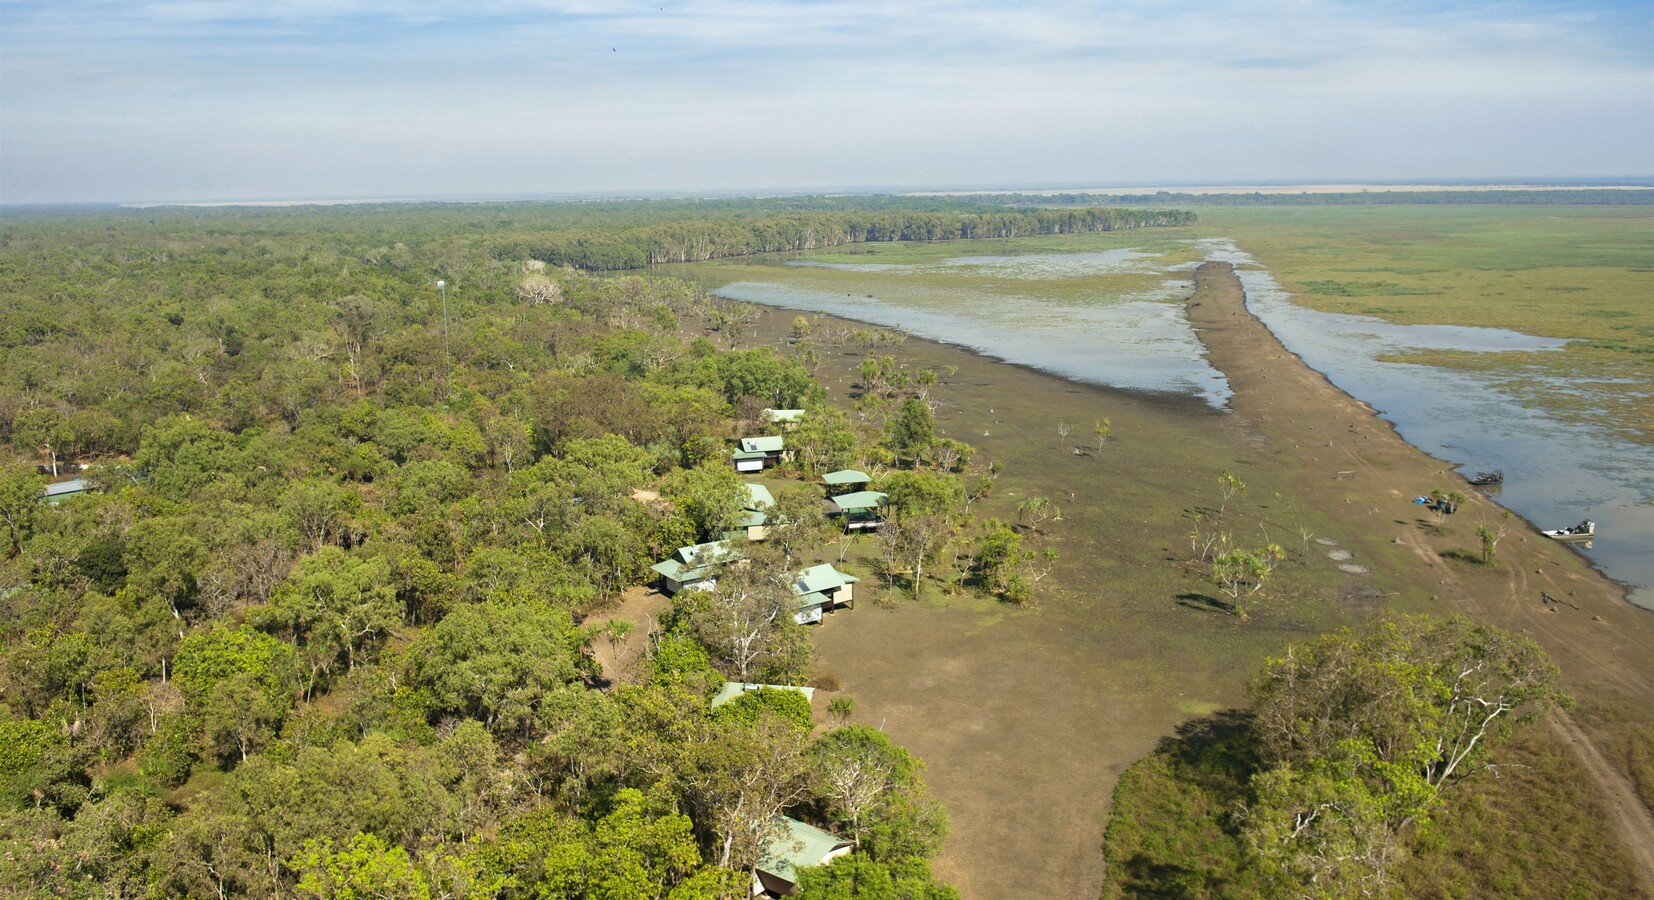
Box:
[828,491,888,531]
[648,540,743,594]
[792,563,858,624]
[821,469,871,496]
[754,816,855,896]
[733,435,787,472]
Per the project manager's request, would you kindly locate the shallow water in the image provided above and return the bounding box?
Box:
[1199,239,1654,610]
[714,276,1232,406]
[709,242,1654,609]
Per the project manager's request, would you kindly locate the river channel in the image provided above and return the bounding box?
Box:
[699,241,1654,610]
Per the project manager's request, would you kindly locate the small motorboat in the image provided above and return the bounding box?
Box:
[1542,520,1595,542]
[1468,470,1503,486]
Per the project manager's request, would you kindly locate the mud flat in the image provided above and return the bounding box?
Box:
[733,262,1654,896]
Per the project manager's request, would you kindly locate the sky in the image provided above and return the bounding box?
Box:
[1,0,1651,204]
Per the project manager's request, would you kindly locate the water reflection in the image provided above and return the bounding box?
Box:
[1198,239,1654,610]
[707,240,1653,610]
[713,281,1233,407]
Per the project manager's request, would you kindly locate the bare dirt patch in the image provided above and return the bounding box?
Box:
[730,260,1654,896]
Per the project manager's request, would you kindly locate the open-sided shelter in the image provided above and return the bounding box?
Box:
[821,469,871,497]
[827,490,887,531]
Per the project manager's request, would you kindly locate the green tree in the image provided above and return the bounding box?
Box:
[795,854,959,900]
[293,833,432,900]
[1016,496,1056,534]
[0,467,45,557]
[258,548,401,696]
[404,601,593,735]
[661,463,748,543]
[713,687,815,732]
[969,520,1026,593]
[1217,468,1246,521]
[884,398,935,468]
[680,556,810,684]
[174,625,300,711]
[203,671,287,764]
[1241,614,1568,895]
[1211,545,1284,618]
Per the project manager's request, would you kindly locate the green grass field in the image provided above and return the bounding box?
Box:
[675,205,1654,442]
[1194,206,1654,442]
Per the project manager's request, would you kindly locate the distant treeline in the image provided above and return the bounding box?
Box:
[490,207,1198,270]
[973,189,1654,207]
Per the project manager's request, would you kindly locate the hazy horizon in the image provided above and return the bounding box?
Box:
[4,1,1651,206]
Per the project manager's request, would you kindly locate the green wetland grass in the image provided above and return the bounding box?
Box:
[1195,206,1654,441]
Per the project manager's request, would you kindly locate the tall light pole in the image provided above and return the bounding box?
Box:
[436,279,450,399]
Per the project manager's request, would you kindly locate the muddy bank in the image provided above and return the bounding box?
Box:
[726,262,1654,896]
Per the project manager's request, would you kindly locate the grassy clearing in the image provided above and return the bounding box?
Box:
[1102,713,1645,900]
[1196,206,1654,441]
[687,239,1654,896]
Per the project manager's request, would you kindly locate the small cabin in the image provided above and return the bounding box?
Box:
[754,817,855,897]
[733,436,787,472]
[730,483,777,541]
[649,540,744,594]
[43,477,91,506]
[791,564,858,624]
[828,491,888,532]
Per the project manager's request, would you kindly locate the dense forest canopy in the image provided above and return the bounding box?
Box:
[0,197,1167,897]
[958,189,1654,207]
[2,197,1584,898]
[1,197,1195,272]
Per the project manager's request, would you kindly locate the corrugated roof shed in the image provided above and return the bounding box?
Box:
[744,483,775,510]
[830,491,887,512]
[757,817,854,887]
[822,469,871,486]
[763,409,806,424]
[795,564,857,596]
[739,436,785,454]
[43,478,89,498]
[651,540,743,583]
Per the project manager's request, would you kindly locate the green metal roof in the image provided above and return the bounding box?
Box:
[831,491,887,512]
[739,435,785,453]
[757,817,853,884]
[650,558,693,580]
[822,469,871,486]
[653,541,742,583]
[732,448,768,461]
[744,483,775,510]
[763,409,806,423]
[795,564,857,596]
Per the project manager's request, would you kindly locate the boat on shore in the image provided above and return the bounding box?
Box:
[1468,469,1503,486]
[1543,520,1595,542]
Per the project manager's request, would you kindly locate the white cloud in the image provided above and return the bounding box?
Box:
[2,0,1650,201]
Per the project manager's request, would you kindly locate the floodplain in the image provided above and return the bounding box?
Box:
[681,204,1654,895]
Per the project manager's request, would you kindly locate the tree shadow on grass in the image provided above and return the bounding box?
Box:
[1159,708,1261,781]
[1176,592,1234,615]
[1108,710,1262,898]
